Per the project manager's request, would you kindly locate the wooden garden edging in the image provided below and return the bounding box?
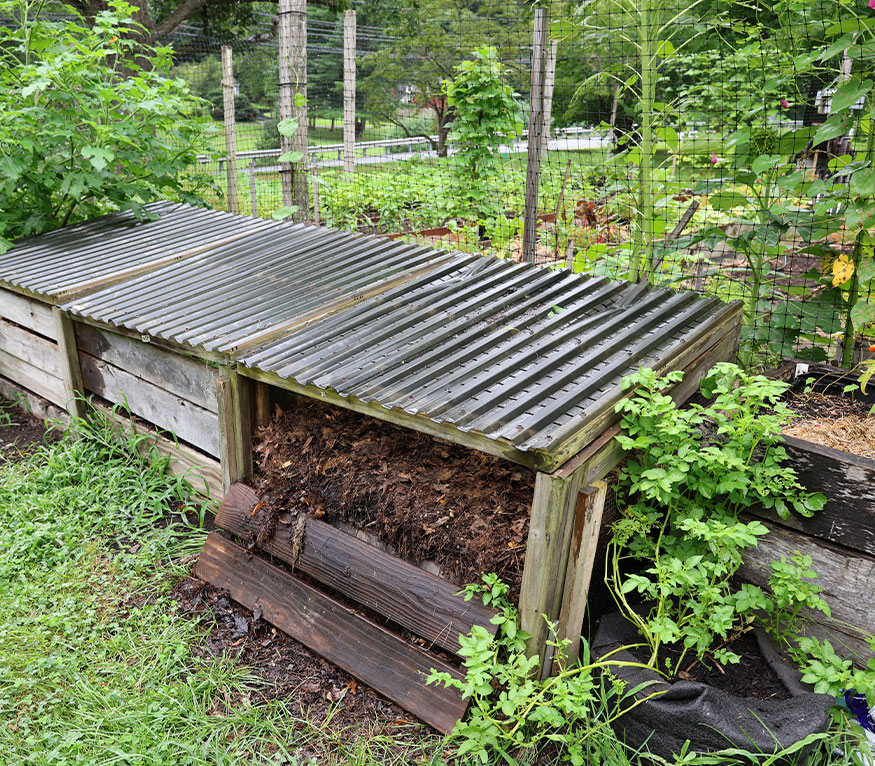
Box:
[741,435,875,664]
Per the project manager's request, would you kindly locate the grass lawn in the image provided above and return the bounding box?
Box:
[0,407,444,765]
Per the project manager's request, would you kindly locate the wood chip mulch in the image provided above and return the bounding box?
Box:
[253,397,535,598]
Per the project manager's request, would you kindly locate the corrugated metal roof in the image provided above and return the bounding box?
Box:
[238,255,737,455]
[0,202,274,300]
[4,204,739,462]
[64,224,453,353]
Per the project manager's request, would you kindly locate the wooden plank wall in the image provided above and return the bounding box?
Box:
[75,324,221,457]
[741,436,875,666]
[0,289,67,407]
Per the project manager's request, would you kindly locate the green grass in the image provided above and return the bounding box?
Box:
[0,408,445,765]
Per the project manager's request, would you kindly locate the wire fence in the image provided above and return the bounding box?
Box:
[164,0,875,369]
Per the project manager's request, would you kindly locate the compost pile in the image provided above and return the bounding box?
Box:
[253,398,535,596]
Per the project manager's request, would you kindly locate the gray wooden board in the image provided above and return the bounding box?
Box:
[215,482,498,656]
[745,436,875,558]
[0,374,67,424]
[0,288,56,339]
[0,319,61,378]
[195,532,468,733]
[79,351,220,456]
[0,347,66,406]
[739,520,875,665]
[75,323,218,413]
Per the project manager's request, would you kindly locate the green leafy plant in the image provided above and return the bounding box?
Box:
[608,363,826,674]
[427,574,660,765]
[442,45,523,237]
[761,551,832,650]
[0,0,215,250]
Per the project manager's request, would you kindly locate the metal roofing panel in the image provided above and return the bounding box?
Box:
[238,256,737,456]
[0,202,275,299]
[64,224,455,353]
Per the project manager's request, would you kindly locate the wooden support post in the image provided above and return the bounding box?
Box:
[519,464,583,679]
[249,159,258,217]
[51,307,87,420]
[217,368,252,494]
[522,7,548,264]
[253,380,271,429]
[540,39,558,162]
[216,373,236,495]
[343,9,356,175]
[555,481,608,665]
[278,0,308,221]
[221,46,239,214]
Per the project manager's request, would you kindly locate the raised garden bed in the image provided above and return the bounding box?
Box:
[739,364,875,665]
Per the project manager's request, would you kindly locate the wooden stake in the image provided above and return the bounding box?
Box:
[249,158,257,217]
[221,46,239,214]
[540,39,558,162]
[51,307,87,420]
[519,464,583,678]
[522,7,548,264]
[311,163,320,225]
[343,10,356,175]
[278,0,308,220]
[555,481,608,664]
[253,380,271,429]
[216,368,252,493]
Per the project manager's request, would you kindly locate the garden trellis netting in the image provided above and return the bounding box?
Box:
[167,0,875,366]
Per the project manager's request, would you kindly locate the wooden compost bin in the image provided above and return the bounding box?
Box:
[0,203,276,496]
[1,204,743,730]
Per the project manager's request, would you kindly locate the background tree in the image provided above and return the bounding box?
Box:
[0,0,213,249]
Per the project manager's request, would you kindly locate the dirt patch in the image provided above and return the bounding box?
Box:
[172,575,431,740]
[253,398,535,598]
[0,399,55,462]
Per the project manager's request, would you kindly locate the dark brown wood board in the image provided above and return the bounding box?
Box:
[745,436,875,557]
[215,482,498,655]
[194,532,468,733]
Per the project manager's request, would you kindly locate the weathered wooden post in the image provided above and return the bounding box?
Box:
[540,39,558,162]
[221,46,239,214]
[343,9,356,175]
[522,7,548,264]
[278,0,308,221]
[51,308,87,420]
[217,367,253,494]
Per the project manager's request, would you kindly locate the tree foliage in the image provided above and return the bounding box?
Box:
[0,0,214,250]
[443,45,523,226]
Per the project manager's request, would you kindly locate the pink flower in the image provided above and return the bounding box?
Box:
[869,0,875,10]
[780,98,790,109]
[710,152,723,165]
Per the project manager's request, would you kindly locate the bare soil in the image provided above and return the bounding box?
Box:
[170,575,429,738]
[0,399,55,463]
[252,398,535,598]
[629,627,791,701]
